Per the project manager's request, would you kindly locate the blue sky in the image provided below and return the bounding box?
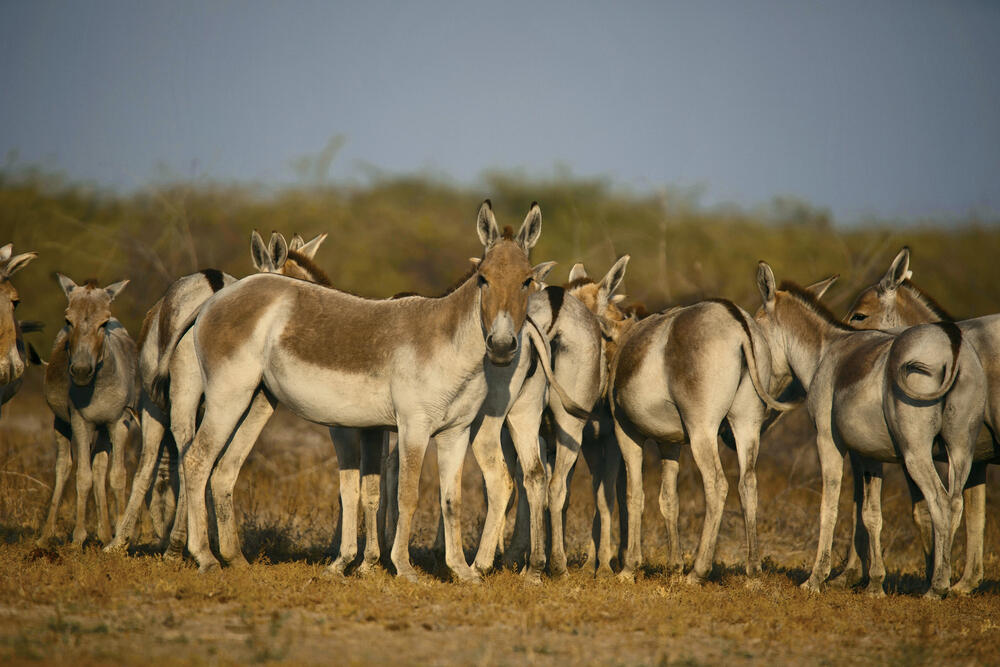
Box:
[2,1,998,222]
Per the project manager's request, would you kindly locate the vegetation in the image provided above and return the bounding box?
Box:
[1,170,998,664]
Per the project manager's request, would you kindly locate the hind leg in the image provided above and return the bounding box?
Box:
[107,414,130,537]
[548,411,586,577]
[655,442,683,574]
[859,464,886,597]
[953,462,987,595]
[107,397,165,551]
[390,423,431,582]
[38,419,73,546]
[434,425,478,583]
[802,427,845,593]
[686,426,728,584]
[903,472,934,583]
[211,389,276,568]
[900,450,953,598]
[358,429,383,575]
[591,431,622,577]
[328,427,361,575]
[830,452,867,588]
[506,399,549,583]
[613,415,645,582]
[149,436,179,546]
[380,432,399,561]
[731,419,762,578]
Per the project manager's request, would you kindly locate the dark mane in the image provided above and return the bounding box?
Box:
[564,277,594,290]
[501,226,515,240]
[901,279,954,322]
[83,278,100,288]
[779,281,855,332]
[286,250,332,287]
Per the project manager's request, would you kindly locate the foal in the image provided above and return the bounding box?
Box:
[38,275,138,546]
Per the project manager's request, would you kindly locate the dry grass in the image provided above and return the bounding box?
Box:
[2,373,999,665]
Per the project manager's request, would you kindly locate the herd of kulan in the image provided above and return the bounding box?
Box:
[2,201,997,600]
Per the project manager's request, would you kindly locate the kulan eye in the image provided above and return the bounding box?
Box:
[11,299,19,310]
[522,277,533,288]
[478,275,489,288]
[850,313,868,322]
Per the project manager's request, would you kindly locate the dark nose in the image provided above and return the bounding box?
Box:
[486,334,517,364]
[70,362,94,385]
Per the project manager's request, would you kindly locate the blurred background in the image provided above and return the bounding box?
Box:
[1,2,998,573]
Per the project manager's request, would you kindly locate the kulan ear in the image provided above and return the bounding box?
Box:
[611,294,627,304]
[56,273,78,298]
[268,231,289,270]
[288,233,305,252]
[2,251,37,278]
[757,261,777,310]
[468,257,481,267]
[250,230,274,272]
[804,275,838,301]
[476,199,499,249]
[0,244,12,263]
[596,255,630,314]
[104,279,130,301]
[532,261,557,284]
[515,202,542,252]
[879,246,911,293]
[568,263,588,282]
[297,232,327,260]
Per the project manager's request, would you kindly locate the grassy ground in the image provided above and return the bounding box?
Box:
[1,373,998,665]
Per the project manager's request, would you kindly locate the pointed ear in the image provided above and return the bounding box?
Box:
[56,273,78,297]
[532,261,556,284]
[104,279,130,301]
[476,199,499,249]
[568,263,588,282]
[250,230,274,272]
[468,257,481,268]
[879,246,911,292]
[0,244,12,263]
[297,233,327,260]
[288,233,305,252]
[268,231,289,270]
[2,251,37,278]
[515,202,542,252]
[596,255,630,314]
[804,275,838,301]
[611,294,627,305]
[757,261,777,311]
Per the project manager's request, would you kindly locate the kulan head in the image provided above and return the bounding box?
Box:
[0,244,37,386]
[565,255,631,341]
[473,200,547,365]
[844,247,950,330]
[251,230,330,283]
[57,274,129,385]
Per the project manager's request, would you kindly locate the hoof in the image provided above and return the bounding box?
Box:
[950,582,977,596]
[800,579,822,594]
[828,568,862,590]
[395,568,420,584]
[595,565,615,580]
[198,560,222,574]
[745,562,762,578]
[923,586,947,600]
[68,539,85,551]
[356,560,381,578]
[744,578,764,592]
[684,571,705,586]
[36,535,55,549]
[327,558,351,577]
[549,562,568,579]
[163,547,184,563]
[452,567,482,585]
[103,539,128,554]
[227,554,250,570]
[865,581,886,598]
[521,567,543,586]
[616,570,636,584]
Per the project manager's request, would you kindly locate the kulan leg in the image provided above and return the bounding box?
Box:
[328,426,361,576]
[70,416,98,547]
[469,416,513,576]
[686,427,728,584]
[656,441,683,574]
[506,397,549,583]
[802,430,845,593]
[953,462,987,595]
[613,416,645,582]
[830,452,868,588]
[211,390,276,568]
[433,426,479,583]
[107,396,166,551]
[358,429,384,575]
[859,464,886,597]
[390,424,431,582]
[91,429,112,544]
[38,419,73,546]
[107,414,131,537]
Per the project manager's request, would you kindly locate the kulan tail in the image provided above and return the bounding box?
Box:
[726,302,801,412]
[891,322,962,402]
[524,316,593,420]
[149,303,205,407]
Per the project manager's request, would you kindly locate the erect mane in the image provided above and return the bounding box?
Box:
[564,277,594,290]
[286,250,332,287]
[779,281,854,332]
[900,279,954,322]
